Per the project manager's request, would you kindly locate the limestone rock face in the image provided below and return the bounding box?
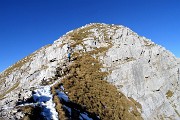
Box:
[102,27,180,119]
[0,23,179,120]
[0,40,69,119]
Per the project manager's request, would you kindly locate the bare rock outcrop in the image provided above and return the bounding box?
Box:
[0,23,179,120]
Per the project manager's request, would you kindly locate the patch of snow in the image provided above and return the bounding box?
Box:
[1,106,14,110]
[33,86,51,102]
[32,86,58,120]
[56,85,96,120]
[60,85,65,91]
[63,105,72,116]
[80,112,93,120]
[56,90,69,102]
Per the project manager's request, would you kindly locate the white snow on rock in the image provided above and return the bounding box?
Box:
[56,85,95,120]
[80,113,93,120]
[0,23,179,120]
[56,90,69,102]
[33,86,58,120]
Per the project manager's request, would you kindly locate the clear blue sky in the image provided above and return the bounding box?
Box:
[0,0,180,72]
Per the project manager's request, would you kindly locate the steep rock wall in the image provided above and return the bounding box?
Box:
[0,23,179,120]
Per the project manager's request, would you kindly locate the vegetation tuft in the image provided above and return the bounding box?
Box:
[0,81,20,100]
[0,44,51,81]
[13,24,142,120]
[166,90,173,99]
[19,105,45,120]
[51,84,67,120]
[51,24,142,119]
[0,53,35,80]
[59,51,142,120]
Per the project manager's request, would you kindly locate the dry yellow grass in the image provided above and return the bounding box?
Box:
[166,90,173,99]
[51,84,67,120]
[60,51,142,120]
[19,24,142,119]
[50,24,142,119]
[19,105,44,120]
[0,81,20,99]
[0,44,51,80]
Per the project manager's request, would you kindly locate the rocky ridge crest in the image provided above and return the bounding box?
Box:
[0,23,179,120]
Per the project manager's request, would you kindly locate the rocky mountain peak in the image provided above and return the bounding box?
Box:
[0,23,179,120]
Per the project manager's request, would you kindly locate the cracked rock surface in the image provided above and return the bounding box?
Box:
[0,23,179,120]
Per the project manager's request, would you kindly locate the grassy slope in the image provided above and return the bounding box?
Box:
[51,24,142,120]
[0,81,20,100]
[13,24,142,120]
[0,44,51,100]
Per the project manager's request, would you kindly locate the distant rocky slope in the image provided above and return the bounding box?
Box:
[0,23,179,120]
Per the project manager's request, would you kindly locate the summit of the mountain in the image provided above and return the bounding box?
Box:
[0,23,179,120]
